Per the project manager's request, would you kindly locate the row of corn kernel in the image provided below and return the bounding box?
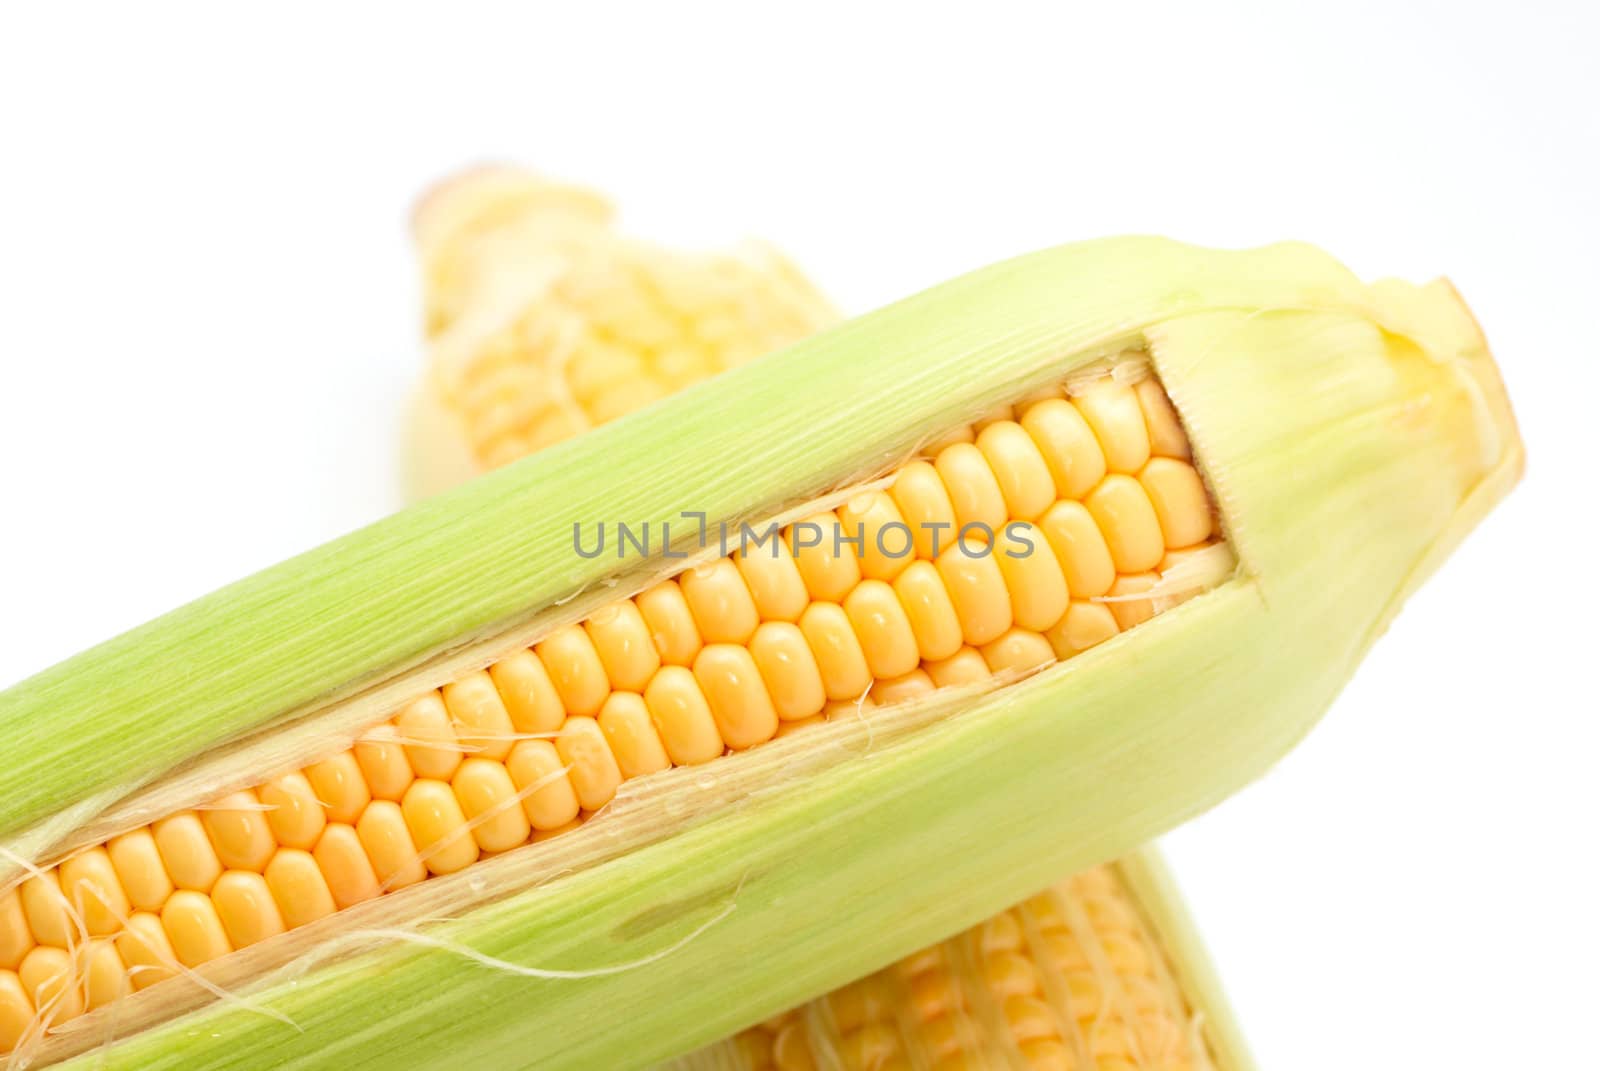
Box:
[712,866,1209,1070]
[0,373,1219,1051]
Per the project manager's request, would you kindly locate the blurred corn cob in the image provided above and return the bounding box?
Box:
[407,167,838,496]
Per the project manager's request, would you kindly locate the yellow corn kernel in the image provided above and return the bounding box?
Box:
[395,693,464,782]
[1073,381,1151,474]
[934,442,1009,535]
[311,824,381,909]
[441,672,518,763]
[596,693,672,779]
[837,491,914,582]
[303,753,373,825]
[1139,458,1214,549]
[19,946,81,1025]
[680,560,762,646]
[924,646,992,687]
[201,791,277,873]
[20,872,72,947]
[400,779,480,875]
[843,580,922,680]
[798,602,874,702]
[935,537,1014,646]
[635,581,704,667]
[748,623,828,722]
[356,801,428,891]
[259,772,328,851]
[1021,397,1106,499]
[0,889,33,971]
[1084,475,1165,574]
[452,757,534,852]
[488,649,567,734]
[641,668,725,766]
[353,731,416,803]
[0,971,32,1052]
[994,522,1069,631]
[160,890,232,968]
[115,912,176,991]
[263,849,338,929]
[791,511,862,603]
[212,871,286,949]
[1134,375,1191,460]
[82,939,130,1010]
[892,561,964,663]
[976,421,1057,520]
[536,626,611,718]
[692,646,779,750]
[60,847,130,935]
[585,602,663,693]
[890,460,960,560]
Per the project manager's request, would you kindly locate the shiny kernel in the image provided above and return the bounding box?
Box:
[401,780,481,875]
[202,790,277,872]
[597,692,672,778]
[1139,457,1213,548]
[748,622,827,721]
[977,421,1057,520]
[1073,380,1151,473]
[452,757,533,851]
[19,945,82,1025]
[356,801,428,890]
[585,601,662,692]
[934,442,1008,535]
[837,491,914,581]
[506,740,584,830]
[935,536,1014,645]
[83,940,130,1010]
[354,730,416,802]
[641,667,726,765]
[0,971,32,1052]
[1021,397,1107,499]
[312,824,382,908]
[395,692,463,781]
[556,716,625,811]
[259,772,328,850]
[635,581,703,666]
[21,871,73,946]
[1045,601,1121,658]
[116,912,176,991]
[442,670,518,761]
[681,559,762,646]
[213,870,286,949]
[1085,475,1165,573]
[1039,500,1118,598]
[981,628,1056,675]
[1135,375,1191,459]
[734,537,810,622]
[890,460,960,560]
[536,625,611,717]
[0,889,33,970]
[872,669,936,705]
[304,752,372,824]
[844,579,922,680]
[925,645,992,687]
[153,811,225,894]
[892,561,964,662]
[693,645,780,750]
[1105,573,1159,630]
[790,511,862,602]
[798,602,873,701]
[264,849,338,929]
[489,649,567,733]
[60,847,130,935]
[160,890,232,968]
[994,521,1070,630]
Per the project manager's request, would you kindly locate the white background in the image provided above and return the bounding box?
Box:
[2,4,1596,1068]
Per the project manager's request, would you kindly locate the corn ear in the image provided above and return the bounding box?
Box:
[406,166,837,496]
[0,238,1518,1068]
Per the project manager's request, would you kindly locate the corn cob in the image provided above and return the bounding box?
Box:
[410,200,1237,1071]
[0,238,1519,1068]
[677,851,1243,1071]
[406,167,837,496]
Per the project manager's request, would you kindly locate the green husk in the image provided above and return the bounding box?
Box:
[0,237,1519,1068]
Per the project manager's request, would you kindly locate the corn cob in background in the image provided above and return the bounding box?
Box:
[0,228,1519,1068]
[405,167,838,498]
[407,171,1244,1071]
